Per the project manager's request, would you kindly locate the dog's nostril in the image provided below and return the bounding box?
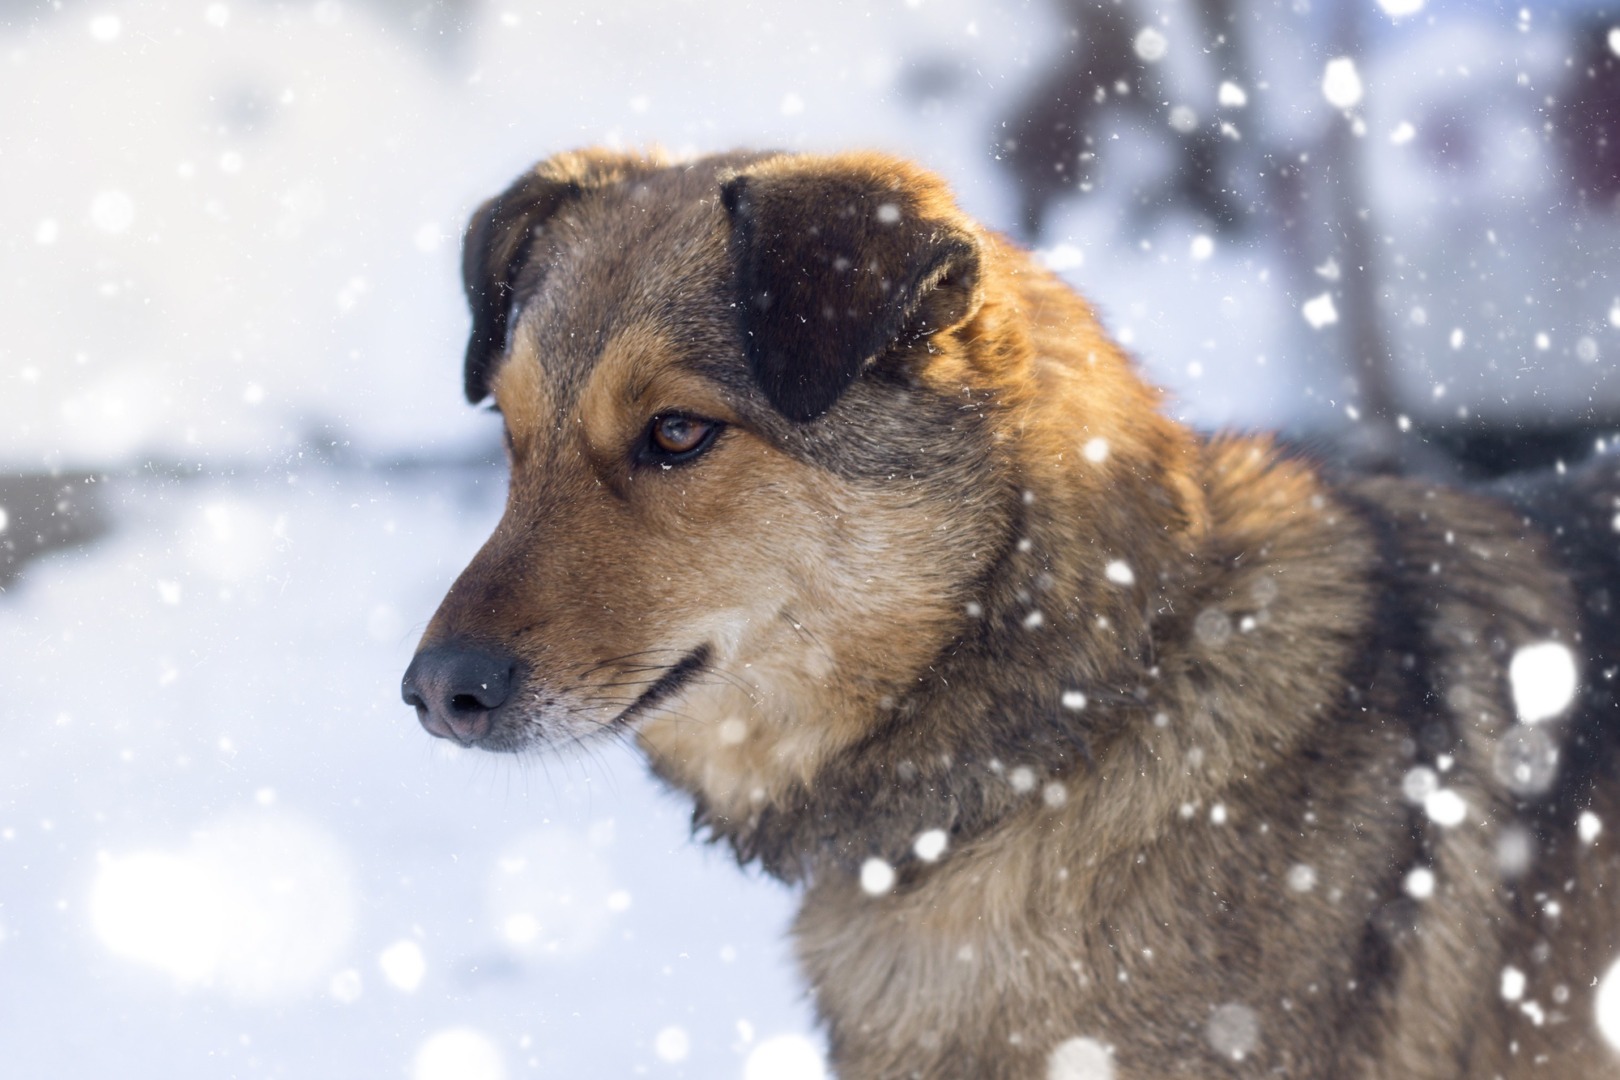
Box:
[450,692,485,714]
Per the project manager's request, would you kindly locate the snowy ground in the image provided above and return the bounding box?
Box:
[0,464,823,1079]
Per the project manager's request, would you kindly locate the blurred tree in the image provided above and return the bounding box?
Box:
[997,0,1248,238]
[1558,16,1620,207]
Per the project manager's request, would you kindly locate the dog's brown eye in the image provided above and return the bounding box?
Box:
[646,414,720,462]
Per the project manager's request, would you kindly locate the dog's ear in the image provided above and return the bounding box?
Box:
[462,149,669,403]
[461,174,579,403]
[719,156,983,422]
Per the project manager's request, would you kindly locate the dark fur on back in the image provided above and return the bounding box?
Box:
[407,148,1620,1079]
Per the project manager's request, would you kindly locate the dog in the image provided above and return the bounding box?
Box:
[401,147,1620,1078]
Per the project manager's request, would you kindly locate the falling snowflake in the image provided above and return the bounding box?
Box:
[1424,789,1468,828]
[1082,437,1110,463]
[1401,765,1439,805]
[1492,726,1559,796]
[1193,608,1232,648]
[1286,864,1317,892]
[1205,1003,1259,1061]
[1501,966,1526,1002]
[744,1034,826,1080]
[1217,82,1247,108]
[1321,58,1364,109]
[860,857,896,896]
[90,190,135,233]
[654,1025,690,1063]
[1104,560,1134,586]
[379,939,426,992]
[1302,292,1338,329]
[1580,811,1604,845]
[1404,867,1436,900]
[1133,27,1167,63]
[1509,642,1578,723]
[1047,1036,1114,1080]
[1036,243,1085,272]
[413,1028,505,1080]
[913,829,948,862]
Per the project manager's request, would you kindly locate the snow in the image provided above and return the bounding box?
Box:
[5,2,1619,1073]
[1035,243,1086,272]
[745,1033,827,1080]
[379,939,428,992]
[1502,966,1527,1002]
[1047,1036,1114,1080]
[1493,725,1559,796]
[1377,0,1425,17]
[1193,608,1232,649]
[1302,292,1340,329]
[914,829,949,862]
[1599,958,1620,1052]
[1609,27,1620,57]
[88,189,135,233]
[1509,642,1579,724]
[1286,864,1317,893]
[1083,437,1110,463]
[1404,867,1436,900]
[87,13,121,41]
[1399,764,1438,806]
[1321,58,1365,110]
[1104,560,1134,586]
[860,857,897,896]
[329,967,363,1004]
[0,469,819,1075]
[89,810,357,998]
[1132,26,1167,63]
[1205,1003,1259,1061]
[1424,789,1469,828]
[413,1027,506,1080]
[655,1025,692,1063]
[488,828,617,958]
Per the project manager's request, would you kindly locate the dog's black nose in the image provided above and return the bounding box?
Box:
[401,644,518,745]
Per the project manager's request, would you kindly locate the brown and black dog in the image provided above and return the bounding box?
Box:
[402,148,1620,1078]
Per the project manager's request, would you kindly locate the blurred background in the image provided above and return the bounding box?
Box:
[1,0,1617,1076]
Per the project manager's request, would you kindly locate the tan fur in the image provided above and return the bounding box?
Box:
[409,147,1620,1078]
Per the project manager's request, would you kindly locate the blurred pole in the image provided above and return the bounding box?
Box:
[1320,1,1402,458]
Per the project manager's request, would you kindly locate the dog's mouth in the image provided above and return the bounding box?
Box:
[608,644,711,728]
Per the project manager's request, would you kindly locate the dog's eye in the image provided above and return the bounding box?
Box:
[645,414,721,463]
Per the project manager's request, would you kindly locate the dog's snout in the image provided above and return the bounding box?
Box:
[401,643,518,745]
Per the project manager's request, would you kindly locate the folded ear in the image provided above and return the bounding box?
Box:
[461,149,668,403]
[720,156,984,422]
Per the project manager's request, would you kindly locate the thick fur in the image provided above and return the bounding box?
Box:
[409,148,1620,1078]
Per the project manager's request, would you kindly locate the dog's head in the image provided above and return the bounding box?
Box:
[402,148,1185,817]
[401,149,1018,798]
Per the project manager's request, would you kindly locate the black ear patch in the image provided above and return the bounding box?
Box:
[460,174,582,403]
[721,169,981,422]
